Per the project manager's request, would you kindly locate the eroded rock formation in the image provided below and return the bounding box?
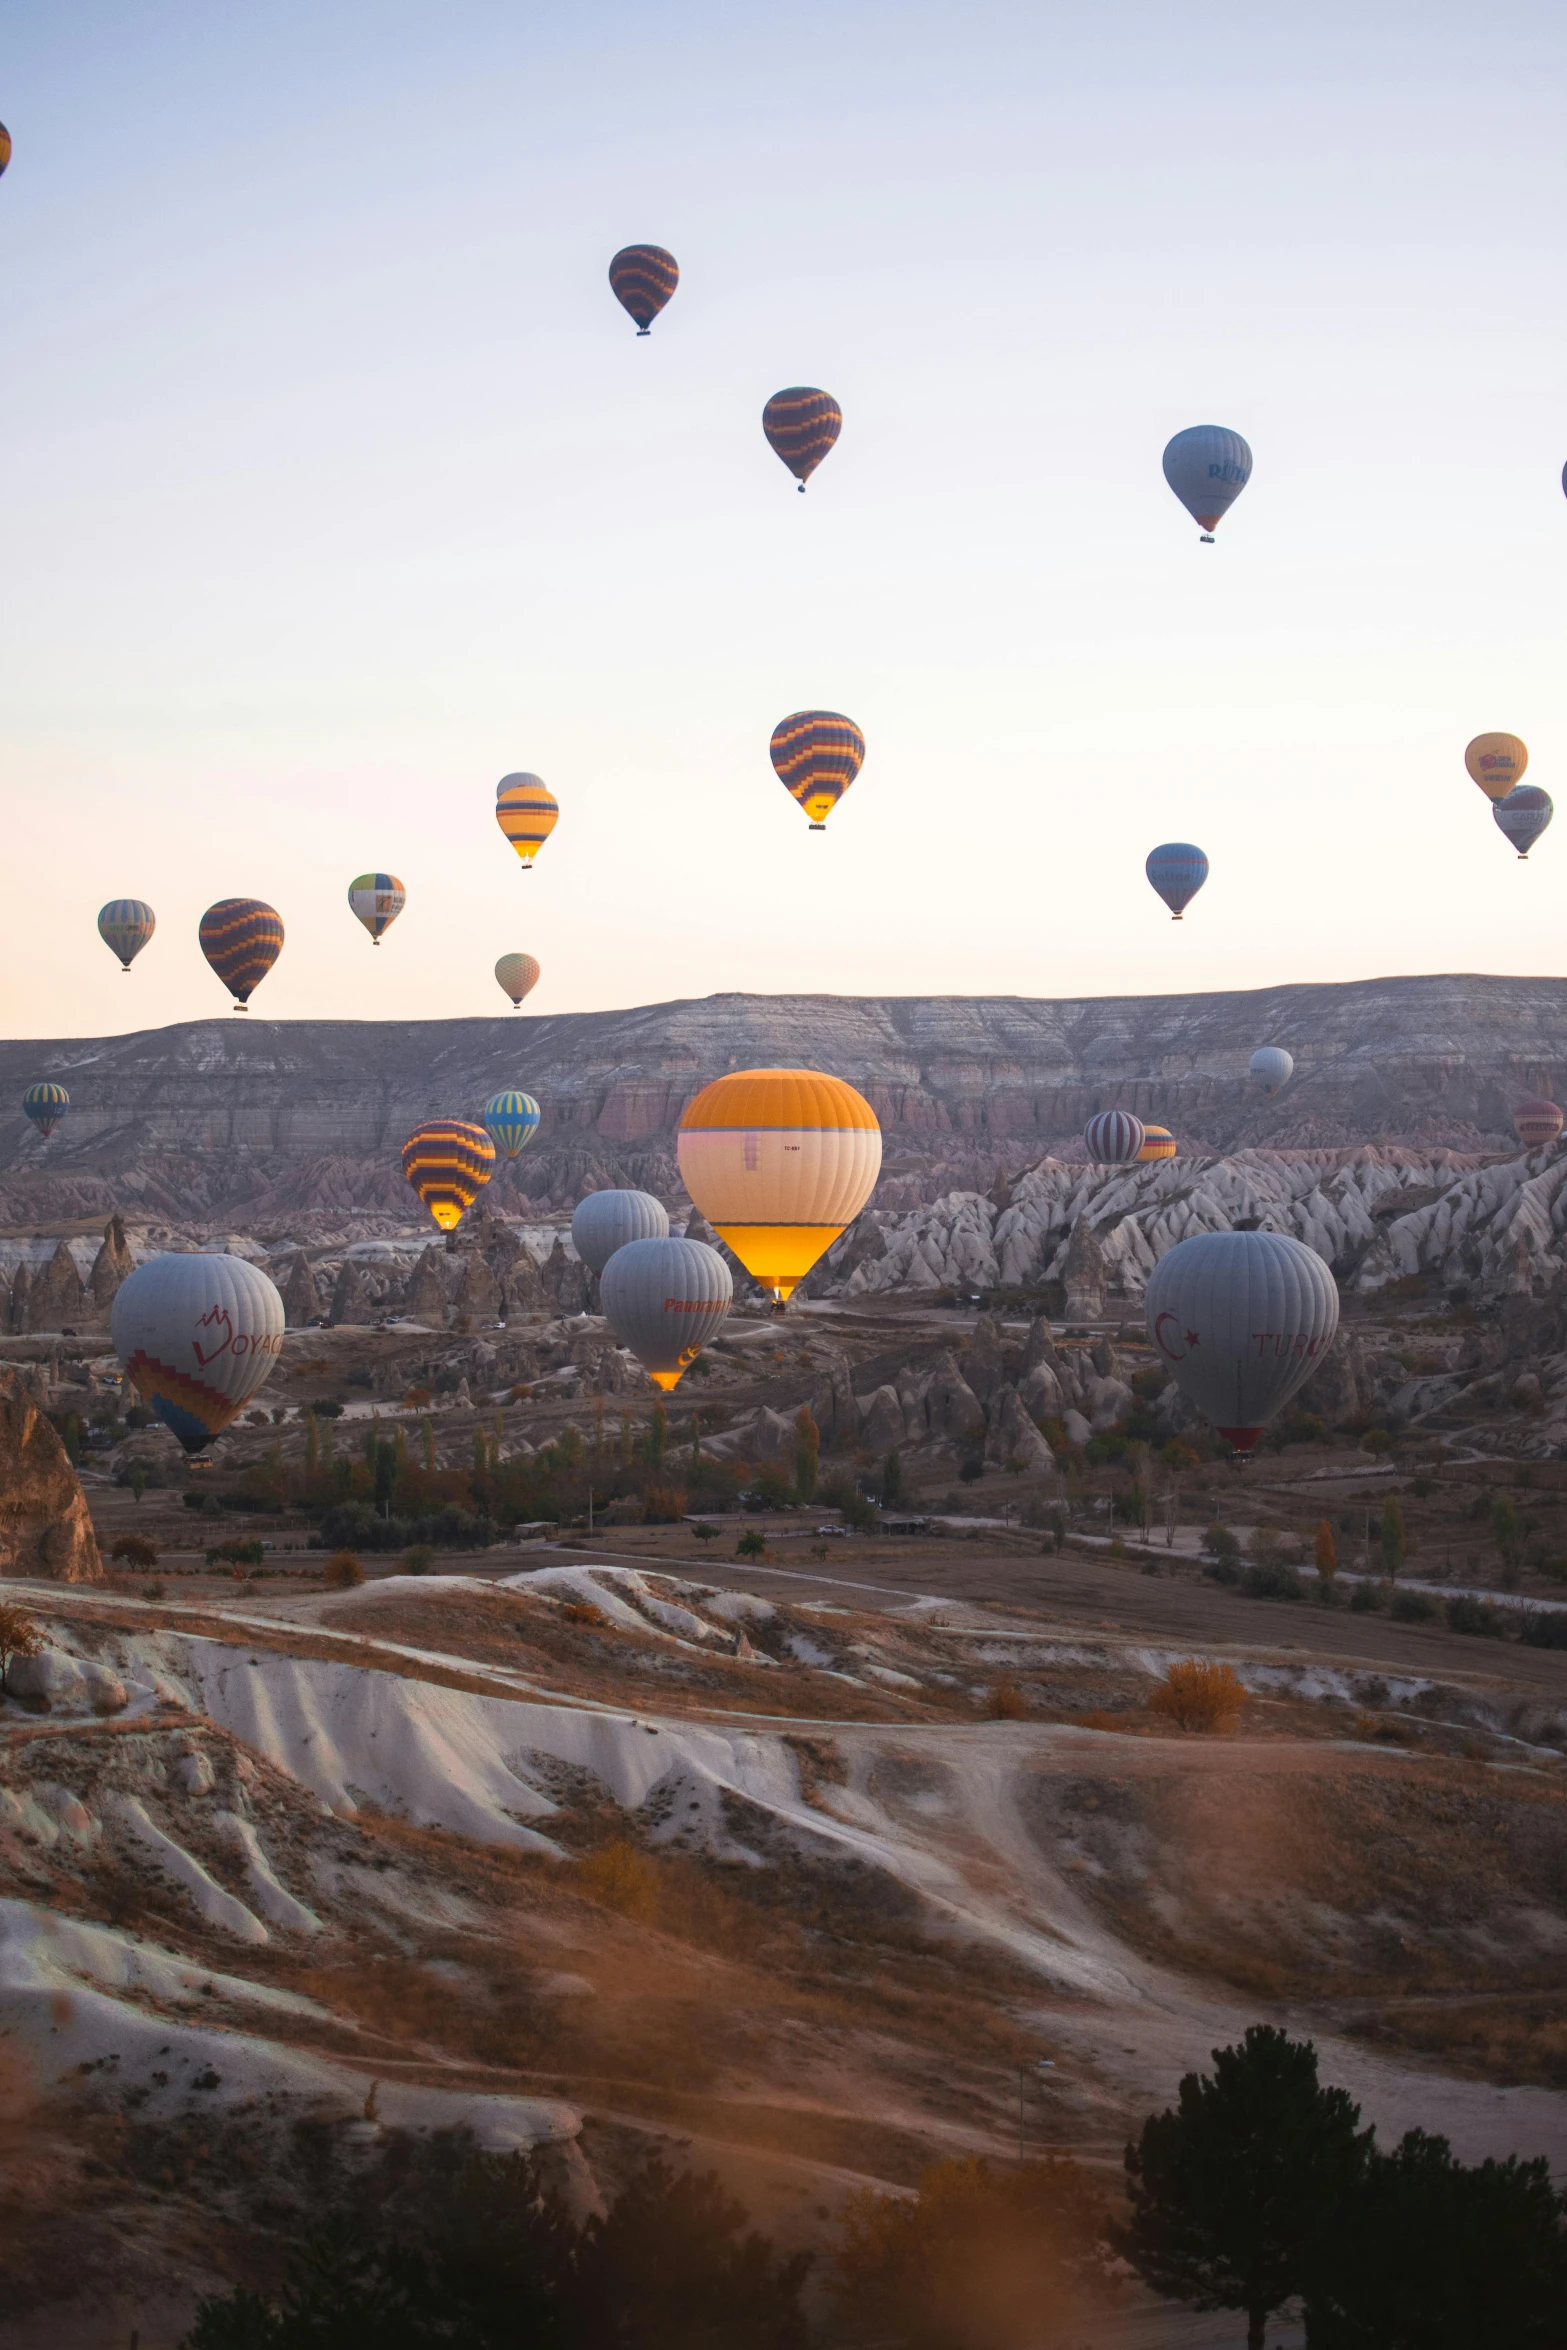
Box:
[0,1374,103,1582]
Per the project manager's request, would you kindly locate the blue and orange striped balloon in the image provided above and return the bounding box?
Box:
[769,711,865,830]
[608,244,679,334]
[762,387,842,492]
[483,1090,541,1160]
[199,899,284,1008]
[22,1081,68,1138]
[401,1119,496,1231]
[496,774,559,870]
[1146,844,1209,922]
[98,899,156,972]
[1084,1110,1145,1165]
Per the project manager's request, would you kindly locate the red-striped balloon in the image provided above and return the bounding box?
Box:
[1084,1111,1146,1165]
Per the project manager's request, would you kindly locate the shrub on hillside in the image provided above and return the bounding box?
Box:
[111,1534,159,1569]
[1446,1594,1505,1638]
[987,1677,1029,1720]
[641,1485,688,1523]
[1240,1559,1303,1601]
[1390,1589,1437,1623]
[205,1539,264,1568]
[325,1550,366,1588]
[1518,1609,1567,1650]
[1148,1660,1248,1733]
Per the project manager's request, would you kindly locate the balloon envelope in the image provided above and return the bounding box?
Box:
[608,244,679,332]
[200,899,283,1007]
[0,124,10,177]
[496,774,559,869]
[769,711,864,829]
[401,1120,496,1231]
[1145,1230,1339,1453]
[112,1253,284,1453]
[348,873,405,942]
[1146,843,1209,920]
[495,952,541,1008]
[1137,1126,1177,1162]
[1493,786,1552,859]
[1514,1098,1564,1151]
[483,1091,540,1160]
[98,899,155,972]
[600,1236,732,1391]
[677,1069,881,1303]
[1162,426,1252,536]
[1465,733,1528,802]
[762,387,842,489]
[572,1188,670,1276]
[22,1082,68,1138]
[1249,1047,1294,1096]
[1084,1110,1145,1164]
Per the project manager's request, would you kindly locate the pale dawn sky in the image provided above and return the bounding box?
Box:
[1,0,1564,1038]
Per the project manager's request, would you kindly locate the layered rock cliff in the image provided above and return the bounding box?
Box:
[1,972,1564,1224]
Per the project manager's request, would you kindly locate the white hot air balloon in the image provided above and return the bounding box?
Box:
[1144,1230,1338,1453]
[111,1253,285,1452]
[571,1189,670,1277]
[1249,1047,1294,1097]
[599,1235,732,1391]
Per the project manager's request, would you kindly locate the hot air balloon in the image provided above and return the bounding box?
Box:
[1513,1098,1564,1151]
[571,1188,669,1276]
[762,387,841,492]
[111,1253,285,1453]
[495,952,541,1010]
[608,244,679,334]
[1145,1230,1338,1454]
[769,711,865,830]
[1249,1046,1294,1097]
[0,124,11,177]
[1084,1110,1145,1165]
[401,1120,496,1232]
[1162,426,1252,541]
[199,899,283,1010]
[348,873,406,944]
[22,1082,68,1138]
[98,900,155,973]
[1137,1126,1177,1163]
[496,774,559,871]
[1465,733,1528,802]
[1493,787,1553,860]
[1146,843,1209,921]
[678,1069,881,1305]
[600,1236,732,1391]
[483,1090,540,1160]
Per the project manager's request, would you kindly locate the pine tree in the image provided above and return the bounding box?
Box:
[1314,1518,1337,1583]
[1379,1496,1405,1580]
[795,1405,819,1503]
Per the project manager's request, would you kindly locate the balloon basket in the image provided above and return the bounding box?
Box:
[809,823,825,832]
[1200,533,1215,543]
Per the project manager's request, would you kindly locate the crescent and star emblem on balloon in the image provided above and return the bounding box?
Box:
[1154,1311,1201,1360]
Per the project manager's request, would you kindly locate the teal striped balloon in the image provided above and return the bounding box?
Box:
[98,899,156,972]
[483,1089,541,1160]
[23,1082,69,1138]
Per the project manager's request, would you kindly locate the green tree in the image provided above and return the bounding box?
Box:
[1314,1518,1337,1584]
[1379,1496,1405,1580]
[647,1402,666,1470]
[1303,2128,1567,2349]
[736,1528,767,1561]
[883,1448,904,1505]
[1115,2026,1371,2350]
[371,1439,398,1518]
[690,1411,702,1468]
[794,1405,819,1504]
[331,1456,354,1500]
[421,1417,436,1472]
[129,1462,148,1502]
[1491,1493,1520,1574]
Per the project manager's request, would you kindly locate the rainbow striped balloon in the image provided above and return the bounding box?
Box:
[484,1090,541,1160]
[199,899,284,1008]
[348,872,406,943]
[98,899,155,973]
[608,244,679,334]
[769,711,865,831]
[762,386,842,491]
[495,774,559,870]
[1084,1110,1146,1165]
[1145,844,1209,922]
[22,1081,69,1138]
[402,1119,496,1231]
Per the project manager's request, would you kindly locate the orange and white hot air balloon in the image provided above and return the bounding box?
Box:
[677,1069,881,1305]
[1465,734,1528,803]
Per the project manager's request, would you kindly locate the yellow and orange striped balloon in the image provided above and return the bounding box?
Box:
[401,1120,496,1232]
[677,1069,881,1303]
[1137,1126,1177,1162]
[495,773,559,869]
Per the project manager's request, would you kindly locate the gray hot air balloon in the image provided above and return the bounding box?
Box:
[1249,1046,1294,1097]
[1162,425,1252,541]
[1144,1230,1338,1453]
[600,1235,732,1392]
[571,1188,670,1277]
